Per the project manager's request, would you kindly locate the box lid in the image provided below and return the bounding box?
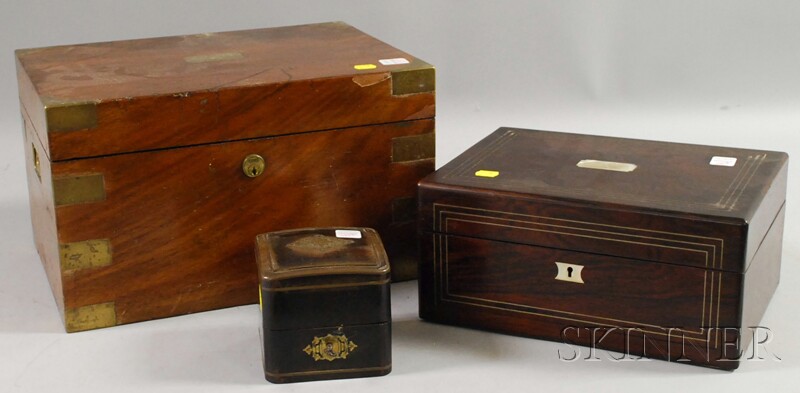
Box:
[419,128,788,273]
[256,227,390,289]
[16,22,435,161]
[257,227,390,330]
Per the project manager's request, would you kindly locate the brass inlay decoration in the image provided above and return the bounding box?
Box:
[287,235,353,257]
[242,154,265,178]
[714,154,767,210]
[45,102,98,132]
[303,333,358,361]
[184,51,244,64]
[31,143,41,181]
[59,239,112,271]
[391,66,435,96]
[65,302,116,332]
[576,159,637,173]
[391,132,435,163]
[554,262,584,284]
[431,203,726,347]
[391,196,417,223]
[53,173,106,206]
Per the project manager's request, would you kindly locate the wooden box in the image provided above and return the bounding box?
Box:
[418,128,787,370]
[256,227,391,383]
[16,22,434,332]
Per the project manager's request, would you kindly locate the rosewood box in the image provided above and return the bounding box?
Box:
[418,128,787,370]
[256,227,391,383]
[17,22,434,332]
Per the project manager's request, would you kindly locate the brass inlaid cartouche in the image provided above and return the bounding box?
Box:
[303,333,358,362]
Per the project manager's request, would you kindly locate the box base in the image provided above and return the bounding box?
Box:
[263,322,391,383]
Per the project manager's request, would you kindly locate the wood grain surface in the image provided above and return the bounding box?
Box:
[18,22,435,331]
[50,119,431,326]
[17,22,435,160]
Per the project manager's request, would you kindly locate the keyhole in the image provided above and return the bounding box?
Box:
[242,154,265,177]
[567,267,573,278]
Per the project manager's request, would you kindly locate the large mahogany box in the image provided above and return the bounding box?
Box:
[418,128,787,370]
[16,22,434,332]
[256,227,391,383]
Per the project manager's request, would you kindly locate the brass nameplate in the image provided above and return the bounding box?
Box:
[53,173,106,206]
[391,133,435,163]
[65,302,117,332]
[60,239,112,271]
[303,333,358,361]
[555,262,585,284]
[391,66,435,96]
[184,52,244,64]
[576,159,637,173]
[45,102,98,132]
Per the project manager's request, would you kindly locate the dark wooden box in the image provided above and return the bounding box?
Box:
[256,227,391,383]
[16,22,434,332]
[418,128,787,370]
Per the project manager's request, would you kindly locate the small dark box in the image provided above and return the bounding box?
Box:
[418,128,788,370]
[256,227,392,383]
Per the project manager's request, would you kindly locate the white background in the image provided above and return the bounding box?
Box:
[1,1,797,392]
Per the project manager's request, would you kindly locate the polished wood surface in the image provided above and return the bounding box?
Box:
[418,128,787,370]
[421,127,787,273]
[428,128,785,219]
[16,22,434,160]
[740,205,785,356]
[436,235,740,330]
[51,120,429,326]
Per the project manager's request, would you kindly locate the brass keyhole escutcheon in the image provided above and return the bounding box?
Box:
[242,154,265,178]
[32,143,41,181]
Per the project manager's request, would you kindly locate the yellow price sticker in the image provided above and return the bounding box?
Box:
[354,64,377,70]
[475,170,500,178]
